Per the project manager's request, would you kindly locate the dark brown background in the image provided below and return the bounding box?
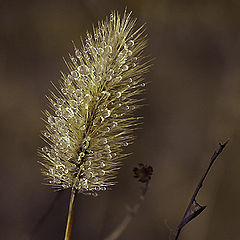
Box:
[1,0,240,239]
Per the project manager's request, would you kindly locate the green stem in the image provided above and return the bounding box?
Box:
[64,190,76,240]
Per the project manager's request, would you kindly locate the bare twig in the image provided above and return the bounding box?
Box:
[175,140,229,240]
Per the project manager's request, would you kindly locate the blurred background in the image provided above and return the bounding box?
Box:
[1,0,240,239]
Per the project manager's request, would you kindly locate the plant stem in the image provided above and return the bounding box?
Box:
[64,190,76,240]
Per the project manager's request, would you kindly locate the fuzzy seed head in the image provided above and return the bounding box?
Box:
[39,11,150,196]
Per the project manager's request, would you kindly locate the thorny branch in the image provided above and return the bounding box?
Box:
[175,140,229,240]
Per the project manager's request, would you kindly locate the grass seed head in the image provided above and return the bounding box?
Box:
[39,10,150,196]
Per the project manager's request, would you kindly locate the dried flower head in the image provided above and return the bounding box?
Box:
[133,163,153,183]
[39,10,150,196]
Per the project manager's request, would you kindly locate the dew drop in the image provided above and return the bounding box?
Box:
[106,75,112,81]
[102,109,111,118]
[112,121,118,128]
[121,65,129,71]
[106,45,113,54]
[109,69,114,75]
[105,127,110,132]
[92,192,98,197]
[101,91,110,99]
[116,92,122,98]
[42,146,49,153]
[61,88,67,95]
[115,76,122,81]
[110,13,114,22]
[98,48,104,54]
[101,138,108,145]
[100,161,105,168]
[128,40,134,47]
[75,49,82,59]
[105,144,110,150]
[128,50,133,56]
[141,83,146,87]
[43,131,50,138]
[85,171,93,179]
[99,170,105,176]
[71,71,79,79]
[123,142,129,147]
[85,94,92,103]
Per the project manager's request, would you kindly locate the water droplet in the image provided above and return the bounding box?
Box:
[124,105,130,110]
[110,13,114,22]
[123,142,129,147]
[71,71,79,79]
[101,91,110,99]
[48,116,55,125]
[116,92,122,98]
[106,153,112,160]
[102,109,111,118]
[122,65,129,71]
[132,63,136,67]
[141,83,146,87]
[85,171,93,179]
[106,45,113,54]
[99,170,105,176]
[98,48,104,54]
[65,107,74,118]
[128,50,133,56]
[128,78,133,84]
[112,121,118,128]
[105,127,110,132]
[109,69,114,75]
[101,138,108,145]
[43,131,50,138]
[92,192,98,197]
[100,161,105,168]
[78,65,89,75]
[42,146,49,153]
[82,138,90,149]
[85,160,92,167]
[115,76,122,81]
[128,40,134,47]
[85,94,92,103]
[106,75,112,81]
[71,57,77,64]
[105,144,110,150]
[75,49,82,59]
[61,88,67,95]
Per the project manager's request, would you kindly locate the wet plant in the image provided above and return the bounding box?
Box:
[39,10,150,240]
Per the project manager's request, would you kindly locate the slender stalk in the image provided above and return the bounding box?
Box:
[64,190,76,240]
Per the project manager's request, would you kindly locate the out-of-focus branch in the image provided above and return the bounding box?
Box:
[104,164,153,240]
[175,140,229,240]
